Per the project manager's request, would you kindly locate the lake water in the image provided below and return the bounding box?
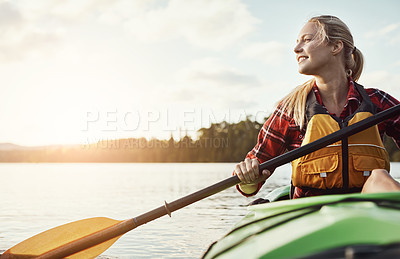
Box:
[1,163,399,258]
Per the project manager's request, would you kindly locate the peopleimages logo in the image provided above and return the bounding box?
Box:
[82,108,269,132]
[79,108,270,150]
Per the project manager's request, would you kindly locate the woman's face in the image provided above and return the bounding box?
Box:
[294,22,333,76]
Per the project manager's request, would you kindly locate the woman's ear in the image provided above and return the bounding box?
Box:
[332,40,344,55]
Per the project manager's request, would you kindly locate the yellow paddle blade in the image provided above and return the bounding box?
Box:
[65,235,121,259]
[2,217,123,259]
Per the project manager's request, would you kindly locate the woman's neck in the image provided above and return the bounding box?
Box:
[314,72,349,116]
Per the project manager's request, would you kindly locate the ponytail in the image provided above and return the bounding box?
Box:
[351,47,364,82]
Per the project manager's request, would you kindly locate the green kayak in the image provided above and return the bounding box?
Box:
[203,187,400,259]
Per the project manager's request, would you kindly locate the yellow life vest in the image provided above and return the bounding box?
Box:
[291,83,390,190]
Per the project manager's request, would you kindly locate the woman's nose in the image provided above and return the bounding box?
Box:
[294,43,302,53]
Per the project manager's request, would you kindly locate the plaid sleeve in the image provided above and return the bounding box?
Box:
[247,105,292,161]
[367,88,400,148]
[236,104,293,197]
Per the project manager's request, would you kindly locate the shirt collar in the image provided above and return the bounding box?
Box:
[313,79,362,107]
[346,80,362,106]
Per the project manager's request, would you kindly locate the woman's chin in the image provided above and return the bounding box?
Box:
[298,68,310,75]
[297,65,315,76]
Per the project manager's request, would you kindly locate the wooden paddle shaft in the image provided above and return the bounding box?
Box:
[133,176,240,226]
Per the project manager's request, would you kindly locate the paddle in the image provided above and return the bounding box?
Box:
[1,104,399,259]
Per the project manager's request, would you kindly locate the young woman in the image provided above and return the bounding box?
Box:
[234,15,400,198]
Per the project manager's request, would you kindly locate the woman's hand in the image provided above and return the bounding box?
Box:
[234,158,272,194]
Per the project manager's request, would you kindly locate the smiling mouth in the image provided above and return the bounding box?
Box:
[298,56,308,63]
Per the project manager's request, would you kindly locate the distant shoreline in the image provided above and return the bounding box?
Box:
[1,118,399,163]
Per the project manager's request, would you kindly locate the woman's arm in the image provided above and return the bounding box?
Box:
[235,104,294,196]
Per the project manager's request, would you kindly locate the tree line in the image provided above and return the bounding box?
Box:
[0,117,399,162]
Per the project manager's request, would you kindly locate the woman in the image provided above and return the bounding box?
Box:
[234,15,400,198]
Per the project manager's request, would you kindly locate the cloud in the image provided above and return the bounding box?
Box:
[168,85,258,110]
[0,1,63,62]
[381,23,400,35]
[2,0,259,57]
[360,70,400,97]
[165,57,264,110]
[176,57,261,88]
[364,22,400,45]
[389,33,400,45]
[365,23,400,38]
[0,1,23,27]
[122,0,260,50]
[184,69,261,89]
[239,41,288,65]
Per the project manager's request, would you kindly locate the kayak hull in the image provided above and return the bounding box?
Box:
[203,189,400,259]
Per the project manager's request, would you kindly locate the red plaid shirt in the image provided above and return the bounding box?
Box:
[239,81,400,197]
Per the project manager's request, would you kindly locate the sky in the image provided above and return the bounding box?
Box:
[1,0,399,146]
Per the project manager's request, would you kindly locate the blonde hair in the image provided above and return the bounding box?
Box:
[279,15,364,128]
